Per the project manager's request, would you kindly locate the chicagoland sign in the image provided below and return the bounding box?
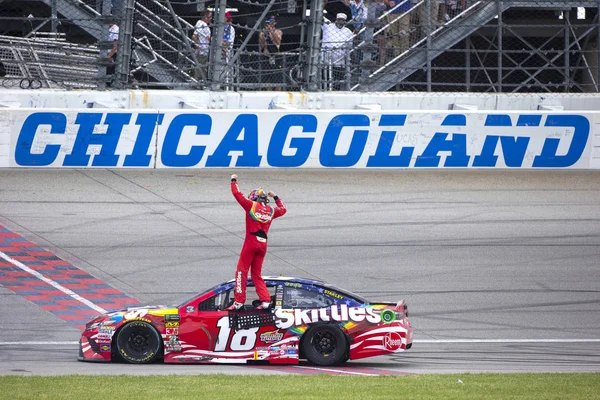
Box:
[7,110,594,168]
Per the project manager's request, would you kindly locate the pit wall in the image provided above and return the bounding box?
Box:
[1,90,599,169]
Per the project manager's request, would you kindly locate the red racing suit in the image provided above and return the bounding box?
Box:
[231,180,287,304]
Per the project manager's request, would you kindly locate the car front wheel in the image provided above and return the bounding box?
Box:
[114,321,162,364]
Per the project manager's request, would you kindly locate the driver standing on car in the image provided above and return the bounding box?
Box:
[226,174,287,311]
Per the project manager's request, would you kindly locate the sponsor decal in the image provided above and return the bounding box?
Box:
[165,321,179,328]
[284,282,302,288]
[107,314,124,324]
[260,329,284,344]
[100,344,111,352]
[274,305,380,329]
[13,112,590,169]
[323,290,343,300]
[164,314,180,322]
[165,334,183,352]
[186,306,195,313]
[383,332,403,351]
[380,309,396,324]
[236,271,243,294]
[98,327,116,341]
[128,317,151,323]
[99,324,115,331]
[124,308,148,320]
[166,328,179,335]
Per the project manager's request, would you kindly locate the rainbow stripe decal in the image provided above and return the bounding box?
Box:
[249,202,274,223]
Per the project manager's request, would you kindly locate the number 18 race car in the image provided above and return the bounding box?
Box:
[79,276,413,366]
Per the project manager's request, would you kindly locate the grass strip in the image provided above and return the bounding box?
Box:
[0,373,599,400]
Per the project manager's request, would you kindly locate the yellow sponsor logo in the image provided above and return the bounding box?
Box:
[147,308,179,317]
[165,321,180,328]
[324,290,343,300]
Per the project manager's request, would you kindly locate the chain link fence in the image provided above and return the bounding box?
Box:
[0,0,598,92]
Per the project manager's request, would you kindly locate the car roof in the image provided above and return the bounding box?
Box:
[225,276,326,286]
[177,276,369,308]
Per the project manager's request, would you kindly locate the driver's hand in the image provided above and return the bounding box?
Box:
[268,191,276,197]
[231,174,238,180]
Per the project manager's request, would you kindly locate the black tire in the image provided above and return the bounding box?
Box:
[302,324,348,366]
[114,321,162,364]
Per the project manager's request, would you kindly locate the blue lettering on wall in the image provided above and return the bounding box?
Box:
[533,115,590,168]
[64,113,131,167]
[15,112,66,166]
[415,114,470,167]
[123,113,164,167]
[366,114,411,167]
[12,111,592,169]
[320,115,370,167]
[267,114,317,167]
[206,114,262,167]
[161,114,211,167]
[473,114,536,167]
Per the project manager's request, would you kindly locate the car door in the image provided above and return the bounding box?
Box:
[173,283,281,363]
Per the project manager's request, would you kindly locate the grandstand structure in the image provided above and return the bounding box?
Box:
[0,0,598,93]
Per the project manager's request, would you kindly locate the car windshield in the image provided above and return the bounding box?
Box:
[175,282,226,308]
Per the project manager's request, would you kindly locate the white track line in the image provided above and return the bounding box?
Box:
[0,251,107,314]
[0,342,79,345]
[293,366,378,376]
[416,339,600,343]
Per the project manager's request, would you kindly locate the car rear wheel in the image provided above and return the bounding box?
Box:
[303,324,347,366]
[115,321,162,364]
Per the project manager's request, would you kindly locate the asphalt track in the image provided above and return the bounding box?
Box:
[1,169,599,376]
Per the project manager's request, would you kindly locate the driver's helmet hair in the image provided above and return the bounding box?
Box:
[248,188,268,203]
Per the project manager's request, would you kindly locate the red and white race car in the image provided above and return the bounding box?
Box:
[79,276,413,366]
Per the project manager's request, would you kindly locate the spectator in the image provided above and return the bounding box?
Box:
[416,0,441,41]
[321,13,354,90]
[221,11,235,85]
[442,0,467,20]
[373,0,389,65]
[343,0,368,36]
[343,0,368,70]
[258,16,283,91]
[222,12,235,62]
[192,10,212,80]
[106,23,119,87]
[385,0,411,58]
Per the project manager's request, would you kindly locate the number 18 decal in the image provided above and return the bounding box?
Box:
[215,317,259,351]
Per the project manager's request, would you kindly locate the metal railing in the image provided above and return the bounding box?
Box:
[0,0,598,92]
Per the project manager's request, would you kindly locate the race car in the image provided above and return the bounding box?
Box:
[79,276,413,366]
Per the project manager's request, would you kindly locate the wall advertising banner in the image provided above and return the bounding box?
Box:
[4,109,597,168]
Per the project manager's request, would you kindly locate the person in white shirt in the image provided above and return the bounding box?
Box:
[321,13,354,90]
[192,10,212,80]
[106,24,119,86]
